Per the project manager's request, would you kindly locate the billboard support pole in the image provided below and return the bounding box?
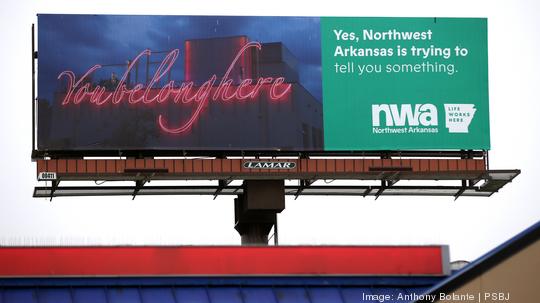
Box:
[234,180,285,245]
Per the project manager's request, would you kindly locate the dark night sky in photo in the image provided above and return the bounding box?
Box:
[38,15,322,103]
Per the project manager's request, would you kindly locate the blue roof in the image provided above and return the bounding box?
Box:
[0,276,444,303]
[416,220,540,302]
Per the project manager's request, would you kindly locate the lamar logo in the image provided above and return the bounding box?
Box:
[372,104,438,127]
[243,161,296,169]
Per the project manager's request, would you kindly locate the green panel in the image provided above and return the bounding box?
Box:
[321,17,489,150]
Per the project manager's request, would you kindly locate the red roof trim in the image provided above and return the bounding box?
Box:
[0,246,447,277]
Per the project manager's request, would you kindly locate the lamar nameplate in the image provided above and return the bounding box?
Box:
[243,161,296,169]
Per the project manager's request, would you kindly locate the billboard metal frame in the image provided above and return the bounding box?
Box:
[34,157,518,199]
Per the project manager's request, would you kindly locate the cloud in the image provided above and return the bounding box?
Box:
[38,15,322,102]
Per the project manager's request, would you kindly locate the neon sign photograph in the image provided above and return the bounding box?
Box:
[58,42,293,134]
[37,15,323,151]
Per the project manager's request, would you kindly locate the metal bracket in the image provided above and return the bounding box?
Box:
[49,180,60,201]
[373,172,401,200]
[294,179,314,200]
[374,180,388,200]
[385,171,401,187]
[132,180,147,200]
[454,180,469,201]
[362,187,373,197]
[213,179,232,200]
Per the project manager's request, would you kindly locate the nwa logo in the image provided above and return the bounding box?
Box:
[372,104,438,127]
[372,104,476,133]
[243,161,296,169]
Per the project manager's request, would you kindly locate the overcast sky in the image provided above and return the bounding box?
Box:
[0,0,539,262]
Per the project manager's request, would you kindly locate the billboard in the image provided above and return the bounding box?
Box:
[36,15,489,153]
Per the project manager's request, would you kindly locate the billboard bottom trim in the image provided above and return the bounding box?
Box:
[34,169,519,199]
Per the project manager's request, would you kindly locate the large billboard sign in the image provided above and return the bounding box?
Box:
[36,15,489,153]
